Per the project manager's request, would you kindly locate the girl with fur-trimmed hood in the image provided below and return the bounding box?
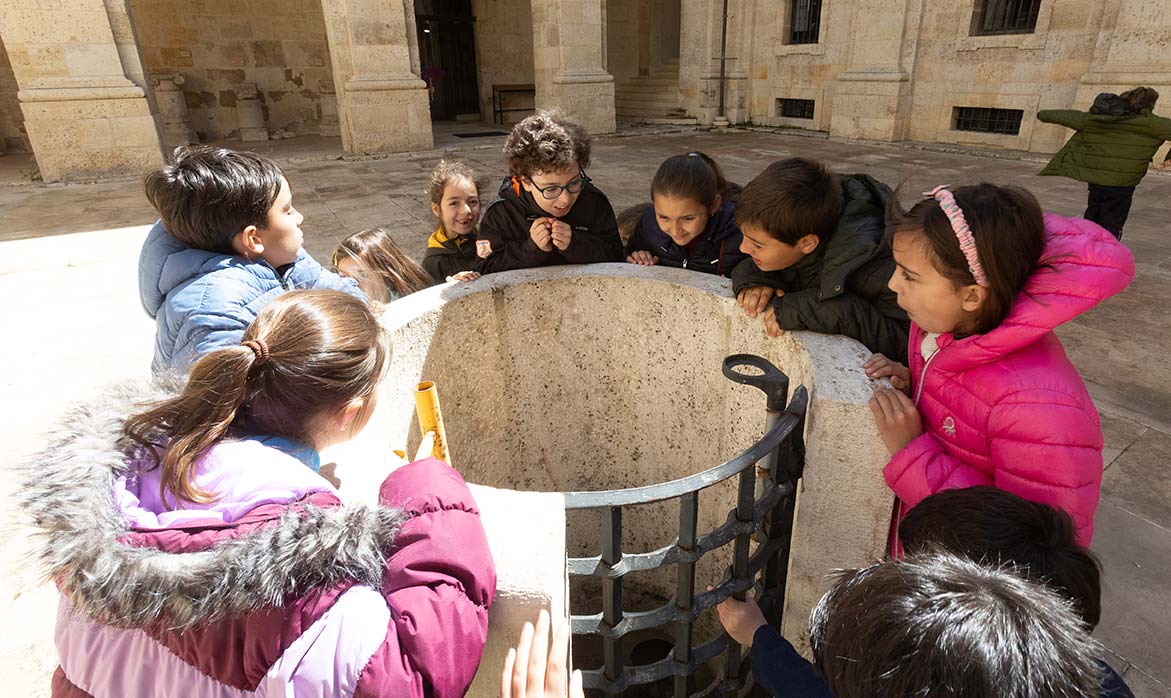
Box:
[19,290,496,698]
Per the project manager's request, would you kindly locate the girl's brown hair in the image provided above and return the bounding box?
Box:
[124,290,391,506]
[889,183,1045,337]
[332,228,432,303]
[650,151,740,208]
[428,159,479,210]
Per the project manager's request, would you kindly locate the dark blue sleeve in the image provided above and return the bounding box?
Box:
[1099,660,1135,698]
[749,625,833,698]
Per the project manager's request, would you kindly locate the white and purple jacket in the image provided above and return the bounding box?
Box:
[20,381,496,698]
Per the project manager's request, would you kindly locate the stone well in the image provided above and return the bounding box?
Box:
[331,264,893,695]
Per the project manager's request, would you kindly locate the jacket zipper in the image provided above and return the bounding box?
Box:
[913,343,940,406]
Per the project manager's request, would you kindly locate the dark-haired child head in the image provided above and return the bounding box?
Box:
[811,552,1101,698]
[735,157,842,272]
[503,110,592,219]
[887,183,1045,338]
[899,486,1102,629]
[650,151,735,248]
[144,146,303,268]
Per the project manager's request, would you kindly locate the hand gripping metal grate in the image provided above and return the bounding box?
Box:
[563,355,808,696]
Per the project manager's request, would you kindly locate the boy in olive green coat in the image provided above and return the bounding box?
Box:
[1038,86,1171,240]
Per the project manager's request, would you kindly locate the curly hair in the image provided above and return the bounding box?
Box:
[502,110,592,179]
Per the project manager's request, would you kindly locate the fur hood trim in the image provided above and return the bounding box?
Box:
[14,379,405,630]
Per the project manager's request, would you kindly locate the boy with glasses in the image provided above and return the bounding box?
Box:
[478,110,622,273]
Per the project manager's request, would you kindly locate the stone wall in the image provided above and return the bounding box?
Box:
[0,34,28,152]
[128,0,337,141]
[472,0,535,125]
[737,0,1171,152]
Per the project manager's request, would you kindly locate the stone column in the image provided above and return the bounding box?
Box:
[0,0,164,182]
[531,0,616,135]
[679,0,748,124]
[320,0,433,154]
[829,0,925,142]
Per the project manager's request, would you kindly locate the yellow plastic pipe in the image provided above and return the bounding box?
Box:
[414,381,450,465]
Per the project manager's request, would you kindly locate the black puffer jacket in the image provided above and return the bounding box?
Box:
[731,174,909,362]
[477,177,622,274]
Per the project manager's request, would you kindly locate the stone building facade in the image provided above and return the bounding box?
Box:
[0,0,1167,181]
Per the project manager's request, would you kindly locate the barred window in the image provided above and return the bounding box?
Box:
[789,0,822,44]
[778,98,815,119]
[953,107,1024,135]
[971,0,1042,35]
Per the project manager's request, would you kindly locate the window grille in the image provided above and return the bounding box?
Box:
[777,98,815,119]
[971,0,1042,35]
[789,0,822,44]
[953,107,1024,135]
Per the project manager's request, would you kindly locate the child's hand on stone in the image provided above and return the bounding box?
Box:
[864,353,911,395]
[869,387,923,455]
[501,609,584,698]
[626,250,659,266]
[711,587,767,647]
[550,220,572,251]
[762,307,784,337]
[448,271,481,283]
[530,218,554,252]
[737,286,780,318]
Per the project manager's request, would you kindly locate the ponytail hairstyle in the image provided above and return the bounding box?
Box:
[332,227,432,303]
[124,290,391,506]
[889,183,1045,337]
[650,151,740,209]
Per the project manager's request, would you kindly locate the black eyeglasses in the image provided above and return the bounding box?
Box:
[529,171,591,200]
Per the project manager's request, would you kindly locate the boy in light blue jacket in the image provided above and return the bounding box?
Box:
[139,146,363,373]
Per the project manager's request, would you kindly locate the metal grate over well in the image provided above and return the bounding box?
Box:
[564,355,808,696]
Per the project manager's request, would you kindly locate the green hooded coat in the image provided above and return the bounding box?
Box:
[1038,108,1171,187]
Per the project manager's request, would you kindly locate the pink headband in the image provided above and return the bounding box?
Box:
[926,185,988,287]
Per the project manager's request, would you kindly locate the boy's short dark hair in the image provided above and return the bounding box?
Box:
[502,110,591,179]
[144,146,284,252]
[810,552,1101,698]
[734,158,842,245]
[898,486,1102,628]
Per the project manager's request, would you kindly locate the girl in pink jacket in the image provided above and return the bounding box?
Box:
[20,290,495,698]
[864,183,1134,550]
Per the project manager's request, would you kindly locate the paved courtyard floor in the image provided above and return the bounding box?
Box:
[1,127,1168,696]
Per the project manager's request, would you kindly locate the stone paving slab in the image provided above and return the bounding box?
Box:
[0,128,1168,696]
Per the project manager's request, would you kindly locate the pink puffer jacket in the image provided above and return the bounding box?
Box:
[885,214,1135,547]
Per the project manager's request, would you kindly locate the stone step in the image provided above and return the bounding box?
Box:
[615,105,687,118]
[620,116,699,126]
[618,77,679,89]
[615,97,680,111]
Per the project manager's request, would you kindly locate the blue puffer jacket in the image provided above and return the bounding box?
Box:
[624,199,746,277]
[139,221,364,373]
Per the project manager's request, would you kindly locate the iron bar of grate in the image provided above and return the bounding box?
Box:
[575,533,793,690]
[566,356,808,696]
[789,0,822,44]
[602,506,624,683]
[673,492,699,697]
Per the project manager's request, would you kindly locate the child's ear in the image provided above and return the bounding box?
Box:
[709,194,723,216]
[960,284,989,312]
[230,225,264,259]
[329,396,368,436]
[798,233,820,254]
[431,202,441,220]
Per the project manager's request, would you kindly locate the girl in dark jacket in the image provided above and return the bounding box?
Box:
[624,152,747,277]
